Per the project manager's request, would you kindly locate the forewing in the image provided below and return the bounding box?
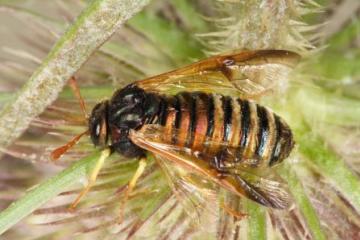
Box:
[136,50,300,98]
[130,124,292,209]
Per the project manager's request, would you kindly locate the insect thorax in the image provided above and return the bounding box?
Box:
[107,84,161,158]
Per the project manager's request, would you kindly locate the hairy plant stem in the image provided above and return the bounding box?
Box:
[0,0,150,148]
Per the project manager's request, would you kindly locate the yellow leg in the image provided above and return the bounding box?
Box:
[119,158,147,222]
[69,148,111,210]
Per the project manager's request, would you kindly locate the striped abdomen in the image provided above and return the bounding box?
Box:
[154,92,294,168]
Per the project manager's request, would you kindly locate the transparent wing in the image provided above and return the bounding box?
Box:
[154,154,220,225]
[227,166,291,209]
[130,124,293,209]
[136,50,300,98]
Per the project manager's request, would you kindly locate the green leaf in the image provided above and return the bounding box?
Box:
[171,0,210,33]
[304,18,360,81]
[329,18,360,50]
[0,152,101,235]
[0,0,150,149]
[297,128,360,212]
[128,10,204,66]
[296,88,360,127]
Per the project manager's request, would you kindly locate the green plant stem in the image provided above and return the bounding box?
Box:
[0,0,150,149]
[279,164,326,240]
[246,201,266,240]
[0,152,100,235]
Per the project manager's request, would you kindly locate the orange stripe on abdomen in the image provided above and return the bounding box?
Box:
[229,98,241,148]
[163,97,177,144]
[192,94,209,151]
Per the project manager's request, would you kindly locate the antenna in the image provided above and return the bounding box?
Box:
[51,130,89,161]
[69,76,88,119]
[50,76,89,161]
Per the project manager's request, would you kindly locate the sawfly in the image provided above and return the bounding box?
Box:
[52,49,300,218]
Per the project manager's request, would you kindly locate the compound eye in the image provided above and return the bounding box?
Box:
[95,123,101,138]
[89,101,108,147]
[89,119,101,146]
[98,117,108,146]
[90,116,108,147]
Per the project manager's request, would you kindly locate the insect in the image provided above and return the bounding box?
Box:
[52,49,300,217]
